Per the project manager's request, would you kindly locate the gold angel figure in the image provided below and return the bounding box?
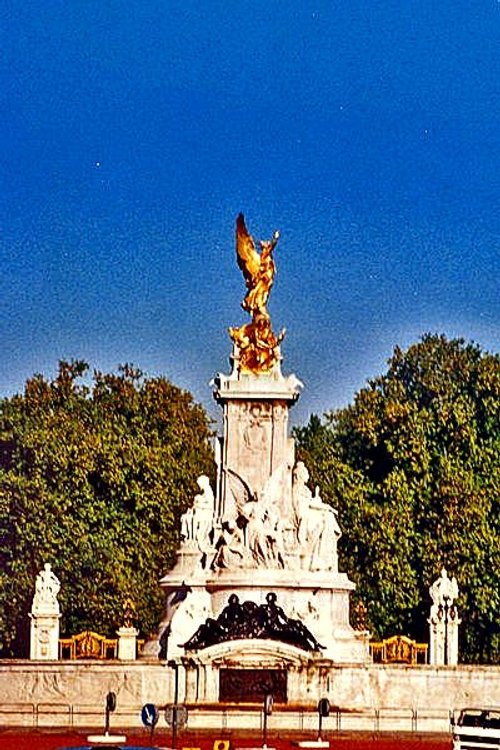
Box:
[230,213,284,374]
[236,212,280,317]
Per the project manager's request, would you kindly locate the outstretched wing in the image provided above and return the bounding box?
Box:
[225,467,255,516]
[236,213,261,282]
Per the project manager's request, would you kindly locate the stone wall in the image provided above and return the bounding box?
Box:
[0,660,499,731]
[325,663,500,712]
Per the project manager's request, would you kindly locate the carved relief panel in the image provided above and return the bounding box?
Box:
[219,668,287,703]
[223,400,290,495]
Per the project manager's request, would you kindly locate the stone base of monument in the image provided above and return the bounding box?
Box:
[155,562,370,707]
[86,732,127,744]
[162,566,369,665]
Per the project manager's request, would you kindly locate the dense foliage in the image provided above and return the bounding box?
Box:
[0,361,214,657]
[295,335,500,663]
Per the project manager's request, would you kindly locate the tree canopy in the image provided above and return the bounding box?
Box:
[0,361,214,657]
[295,334,500,663]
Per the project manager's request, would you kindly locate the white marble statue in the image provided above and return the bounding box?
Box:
[428,567,460,665]
[215,518,249,569]
[213,463,290,571]
[429,567,459,611]
[292,461,341,572]
[180,475,215,565]
[32,563,61,613]
[30,563,61,660]
[242,499,285,568]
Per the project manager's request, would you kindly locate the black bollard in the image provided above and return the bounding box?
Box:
[317,698,330,742]
[263,693,273,750]
[104,691,117,735]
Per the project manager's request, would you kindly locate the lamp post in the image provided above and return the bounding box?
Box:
[168,659,179,749]
[262,694,273,750]
[438,593,450,665]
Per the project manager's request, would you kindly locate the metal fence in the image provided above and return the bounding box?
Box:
[0,702,453,733]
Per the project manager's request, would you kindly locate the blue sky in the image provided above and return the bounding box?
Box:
[2,1,499,426]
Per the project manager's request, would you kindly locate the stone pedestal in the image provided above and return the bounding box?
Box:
[29,612,61,660]
[117,626,139,660]
[158,352,369,699]
[429,617,460,666]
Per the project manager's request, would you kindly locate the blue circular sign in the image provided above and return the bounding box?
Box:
[141,703,159,727]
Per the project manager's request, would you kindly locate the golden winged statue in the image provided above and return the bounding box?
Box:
[235,212,279,317]
[229,214,285,374]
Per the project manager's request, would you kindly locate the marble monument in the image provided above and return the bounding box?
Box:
[157,215,369,703]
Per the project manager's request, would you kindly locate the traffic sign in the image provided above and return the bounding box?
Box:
[141,703,159,728]
[165,704,188,727]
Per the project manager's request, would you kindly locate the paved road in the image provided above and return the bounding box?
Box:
[0,730,450,750]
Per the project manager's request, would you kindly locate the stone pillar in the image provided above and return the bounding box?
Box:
[29,563,61,660]
[212,359,301,529]
[117,626,139,660]
[429,618,445,665]
[428,568,460,666]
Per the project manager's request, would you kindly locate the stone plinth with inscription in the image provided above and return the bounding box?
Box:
[156,215,369,703]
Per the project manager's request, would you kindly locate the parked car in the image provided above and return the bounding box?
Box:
[451,707,500,750]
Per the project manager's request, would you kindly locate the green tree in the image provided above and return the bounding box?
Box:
[0,361,214,657]
[295,335,500,662]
